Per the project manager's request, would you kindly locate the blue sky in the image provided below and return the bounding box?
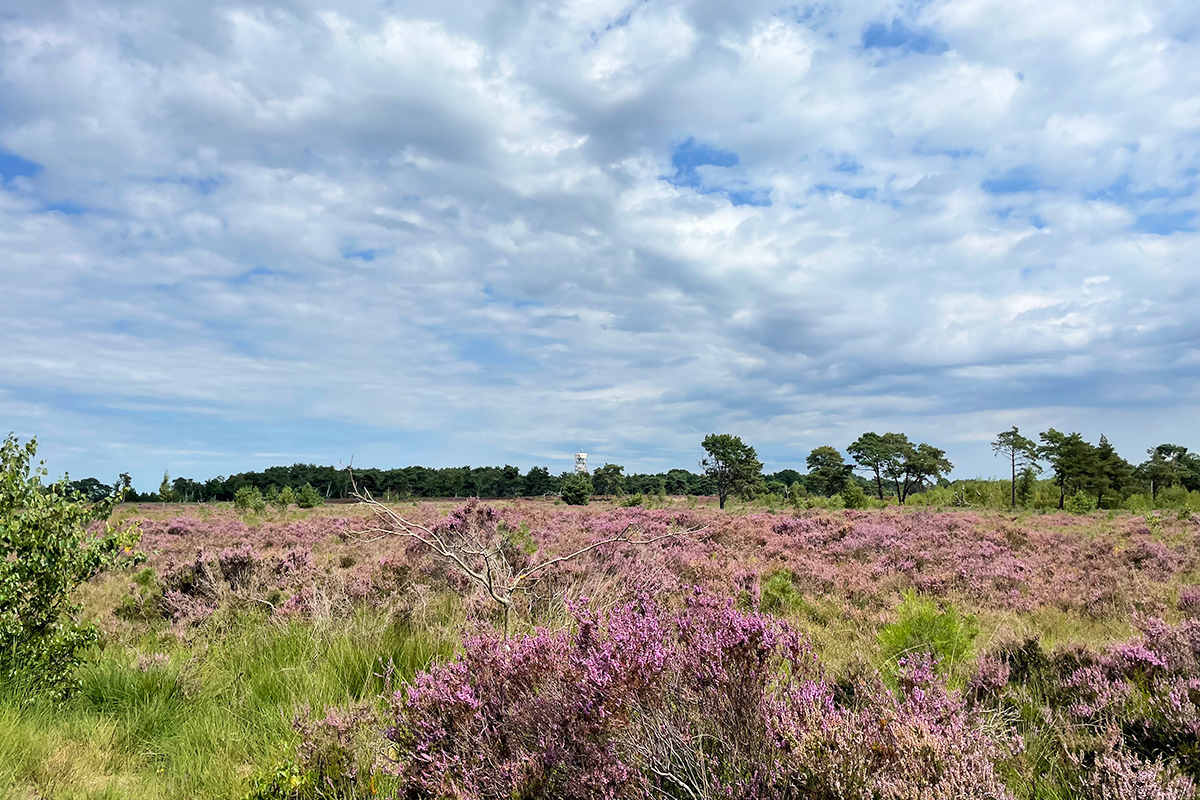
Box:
[1,0,1199,489]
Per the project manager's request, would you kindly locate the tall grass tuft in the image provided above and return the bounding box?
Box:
[0,607,456,800]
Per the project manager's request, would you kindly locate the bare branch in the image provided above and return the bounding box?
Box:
[348,484,706,636]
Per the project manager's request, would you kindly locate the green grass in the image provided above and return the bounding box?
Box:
[0,608,455,800]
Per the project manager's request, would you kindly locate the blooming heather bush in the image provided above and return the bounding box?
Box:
[1085,741,1196,799]
[128,503,1200,629]
[1180,587,1200,617]
[969,616,1200,790]
[387,593,1010,799]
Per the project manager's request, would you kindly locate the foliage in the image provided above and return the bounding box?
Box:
[296,483,324,508]
[592,463,626,497]
[387,594,1010,799]
[1064,490,1098,515]
[235,486,267,514]
[804,445,853,497]
[560,472,593,506]
[877,591,978,675]
[0,434,141,700]
[840,478,869,509]
[700,433,765,510]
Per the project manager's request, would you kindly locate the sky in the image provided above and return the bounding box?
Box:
[1,0,1198,489]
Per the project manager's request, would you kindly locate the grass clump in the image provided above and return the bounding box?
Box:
[877,591,979,677]
[0,608,456,800]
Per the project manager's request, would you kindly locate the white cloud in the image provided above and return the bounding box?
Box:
[0,0,1198,486]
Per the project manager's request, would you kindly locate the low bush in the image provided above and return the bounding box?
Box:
[386,594,1010,799]
[1065,490,1098,515]
[841,479,869,510]
[877,591,978,676]
[234,486,267,514]
[296,483,324,509]
[760,570,802,615]
[560,473,593,506]
[0,434,141,700]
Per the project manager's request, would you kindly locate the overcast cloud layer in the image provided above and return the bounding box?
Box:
[1,0,1198,486]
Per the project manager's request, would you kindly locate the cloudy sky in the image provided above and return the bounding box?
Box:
[1,0,1198,488]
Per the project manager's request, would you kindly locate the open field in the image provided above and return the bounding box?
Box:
[5,500,1200,799]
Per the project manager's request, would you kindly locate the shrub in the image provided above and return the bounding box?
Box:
[387,594,1010,799]
[274,486,297,511]
[0,434,141,700]
[760,570,802,615]
[296,483,324,508]
[841,479,869,510]
[234,486,267,514]
[560,473,592,506]
[1064,490,1098,515]
[619,493,644,507]
[877,591,978,675]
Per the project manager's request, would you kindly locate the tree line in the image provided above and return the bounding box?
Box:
[68,427,1198,511]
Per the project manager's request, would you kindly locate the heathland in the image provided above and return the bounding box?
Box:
[4,489,1200,799]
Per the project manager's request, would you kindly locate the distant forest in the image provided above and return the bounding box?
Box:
[67,427,1200,512]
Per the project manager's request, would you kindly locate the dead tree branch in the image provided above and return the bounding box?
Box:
[349,477,705,637]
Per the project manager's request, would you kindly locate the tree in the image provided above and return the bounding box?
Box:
[1039,430,1099,509]
[234,486,266,513]
[847,432,907,500]
[296,483,324,508]
[274,485,297,510]
[1094,435,1134,508]
[560,473,593,506]
[890,441,953,504]
[522,466,556,497]
[0,434,141,699]
[158,471,175,504]
[1138,444,1200,500]
[770,469,803,489]
[700,434,764,510]
[68,477,113,503]
[805,446,853,497]
[592,464,626,498]
[991,427,1039,509]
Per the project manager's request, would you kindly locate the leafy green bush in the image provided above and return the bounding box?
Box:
[1157,485,1196,510]
[877,591,978,675]
[296,483,324,509]
[841,480,869,510]
[1064,490,1098,515]
[560,473,592,506]
[619,492,644,507]
[0,434,141,700]
[760,570,802,615]
[234,486,267,514]
[1124,493,1155,513]
[274,486,297,511]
